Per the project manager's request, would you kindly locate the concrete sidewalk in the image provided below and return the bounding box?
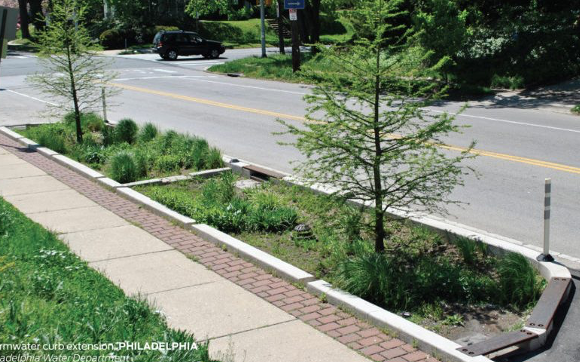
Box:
[0,137,436,362]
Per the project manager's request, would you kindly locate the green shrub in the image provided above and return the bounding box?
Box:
[155,154,182,174]
[498,253,544,309]
[572,105,580,114]
[205,147,224,169]
[101,125,115,146]
[138,122,159,143]
[114,118,139,144]
[63,112,105,133]
[31,124,69,154]
[134,149,152,178]
[76,144,107,165]
[99,28,135,49]
[189,138,210,170]
[491,74,525,90]
[109,151,138,183]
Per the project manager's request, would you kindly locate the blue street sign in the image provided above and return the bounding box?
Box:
[284,0,305,10]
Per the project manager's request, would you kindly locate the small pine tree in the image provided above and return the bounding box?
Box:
[279,0,476,253]
[28,0,118,143]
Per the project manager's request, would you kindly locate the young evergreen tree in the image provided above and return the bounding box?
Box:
[279,0,475,253]
[28,0,117,143]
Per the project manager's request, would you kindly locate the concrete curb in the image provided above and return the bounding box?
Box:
[52,155,105,180]
[0,127,24,140]
[1,126,572,361]
[121,167,231,188]
[97,177,122,191]
[307,280,491,362]
[190,224,315,284]
[116,187,195,227]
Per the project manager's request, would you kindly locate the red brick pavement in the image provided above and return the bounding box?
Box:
[0,134,438,362]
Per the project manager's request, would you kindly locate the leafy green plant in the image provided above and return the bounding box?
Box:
[138,122,159,143]
[109,151,138,183]
[0,197,216,361]
[491,74,525,90]
[572,105,580,114]
[205,147,224,169]
[498,253,544,309]
[30,123,69,154]
[114,118,139,144]
[155,154,182,174]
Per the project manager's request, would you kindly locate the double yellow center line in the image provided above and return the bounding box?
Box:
[110,82,580,175]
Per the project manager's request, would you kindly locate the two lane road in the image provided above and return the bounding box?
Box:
[1,49,579,263]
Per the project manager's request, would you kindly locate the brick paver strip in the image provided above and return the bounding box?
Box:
[0,135,436,362]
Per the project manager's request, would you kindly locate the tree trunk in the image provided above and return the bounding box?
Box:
[298,9,309,44]
[310,0,320,53]
[28,0,45,33]
[17,0,30,39]
[373,45,385,253]
[65,36,83,143]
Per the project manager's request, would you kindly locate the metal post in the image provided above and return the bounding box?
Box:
[538,178,554,262]
[260,0,267,58]
[101,87,108,123]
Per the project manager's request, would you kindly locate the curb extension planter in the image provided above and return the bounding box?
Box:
[1,126,573,362]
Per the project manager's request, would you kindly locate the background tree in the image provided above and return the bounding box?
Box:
[279,0,475,253]
[413,0,469,83]
[28,0,118,143]
[17,0,30,38]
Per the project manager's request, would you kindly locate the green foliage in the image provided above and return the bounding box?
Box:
[279,0,475,252]
[498,253,545,310]
[414,0,469,77]
[64,112,105,132]
[155,154,182,174]
[26,123,69,154]
[99,28,127,49]
[138,122,159,143]
[0,198,215,361]
[572,105,580,114]
[490,74,525,90]
[205,147,224,169]
[109,151,138,183]
[114,118,139,144]
[186,0,253,21]
[141,174,298,233]
[27,0,117,144]
[21,119,225,181]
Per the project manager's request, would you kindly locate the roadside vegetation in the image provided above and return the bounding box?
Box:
[137,174,545,332]
[0,197,218,361]
[18,114,223,184]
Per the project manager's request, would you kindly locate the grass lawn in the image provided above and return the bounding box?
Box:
[136,174,545,336]
[199,19,280,49]
[18,115,224,184]
[0,197,218,361]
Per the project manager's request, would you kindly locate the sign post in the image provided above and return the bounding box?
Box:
[284,0,304,73]
[0,7,18,60]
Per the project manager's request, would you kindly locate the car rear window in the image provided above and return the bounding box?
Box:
[153,33,161,44]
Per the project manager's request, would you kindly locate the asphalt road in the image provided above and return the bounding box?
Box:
[1,47,580,263]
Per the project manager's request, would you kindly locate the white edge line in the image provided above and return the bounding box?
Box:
[429,109,580,134]
[5,89,58,106]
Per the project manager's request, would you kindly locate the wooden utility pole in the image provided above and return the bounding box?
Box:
[277,0,285,54]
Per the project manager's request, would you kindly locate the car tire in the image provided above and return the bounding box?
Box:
[210,49,220,59]
[166,49,178,60]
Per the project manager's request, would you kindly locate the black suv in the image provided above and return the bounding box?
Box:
[153,30,225,60]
